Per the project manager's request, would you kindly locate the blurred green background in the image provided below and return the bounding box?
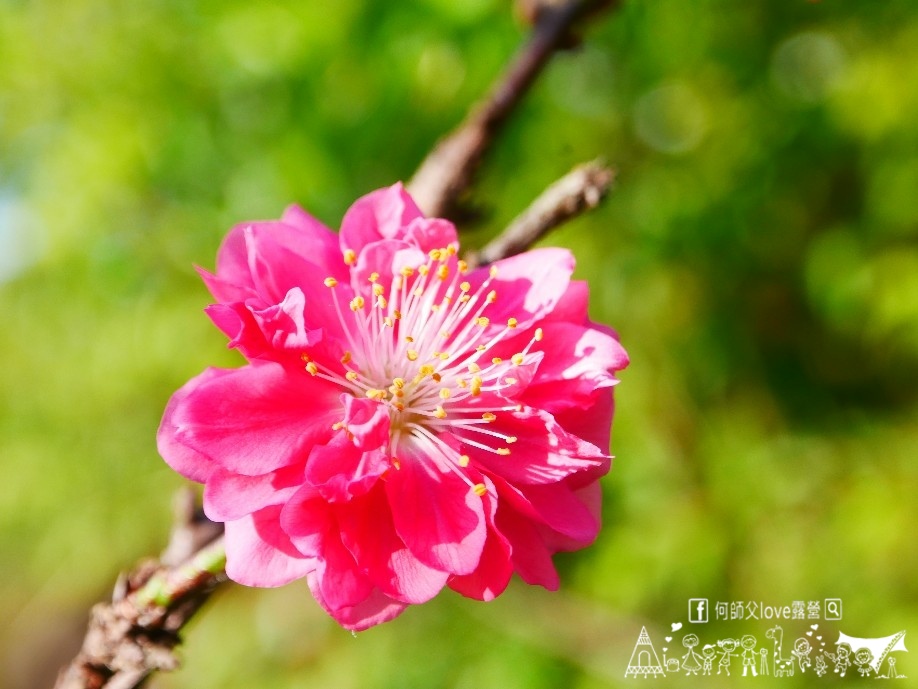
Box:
[2,0,917,687]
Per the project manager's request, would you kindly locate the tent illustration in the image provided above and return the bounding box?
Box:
[836,630,907,674]
[625,626,666,678]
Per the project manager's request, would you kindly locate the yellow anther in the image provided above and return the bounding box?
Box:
[492,357,503,365]
[373,283,385,297]
[400,266,415,278]
[436,264,449,281]
[345,371,359,382]
[507,317,518,328]
[440,331,451,339]
[393,310,402,320]
[467,362,481,373]
[460,281,471,292]
[496,448,511,456]
[418,265,430,276]
[438,352,450,361]
[534,327,544,341]
[487,290,497,303]
[366,388,387,401]
[489,266,498,278]
[446,244,458,256]
[323,277,338,288]
[476,345,486,351]
[407,350,419,361]
[459,294,471,304]
[393,402,405,412]
[430,304,440,312]
[458,454,470,467]
[300,353,311,363]
[471,376,483,397]
[305,362,318,376]
[392,458,401,470]
[429,248,442,261]
[392,378,405,389]
[439,388,451,400]
[482,412,497,422]
[413,287,424,297]
[506,436,518,444]
[473,483,488,497]
[504,377,518,385]
[343,249,357,265]
[457,259,468,273]
[349,296,365,311]
[368,272,379,283]
[476,317,489,327]
[511,353,525,366]
[405,335,414,343]
[340,351,352,364]
[432,372,442,382]
[332,421,345,431]
[434,405,448,419]
[377,296,388,309]
[419,364,435,377]
[457,378,468,388]
[384,317,394,327]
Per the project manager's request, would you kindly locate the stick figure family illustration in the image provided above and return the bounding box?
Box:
[625,626,908,679]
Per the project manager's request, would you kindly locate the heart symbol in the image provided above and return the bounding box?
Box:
[665,637,673,642]
[807,631,813,637]
[672,622,683,632]
[663,647,669,652]
[817,636,823,641]
[811,624,819,630]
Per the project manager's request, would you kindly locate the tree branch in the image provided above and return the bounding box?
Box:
[54,491,225,689]
[407,0,619,219]
[468,159,615,267]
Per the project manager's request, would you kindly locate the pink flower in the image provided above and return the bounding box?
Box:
[158,184,628,630]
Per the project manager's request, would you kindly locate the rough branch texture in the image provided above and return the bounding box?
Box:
[469,160,615,267]
[407,0,619,219]
[55,491,224,689]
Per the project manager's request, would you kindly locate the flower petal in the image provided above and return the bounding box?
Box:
[224,506,314,587]
[203,463,305,522]
[304,434,389,503]
[307,573,407,631]
[337,486,449,604]
[385,445,486,576]
[339,183,425,254]
[170,362,339,476]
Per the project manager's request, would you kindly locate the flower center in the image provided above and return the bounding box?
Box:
[300,244,545,483]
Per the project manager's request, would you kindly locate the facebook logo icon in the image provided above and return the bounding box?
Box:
[689,598,709,623]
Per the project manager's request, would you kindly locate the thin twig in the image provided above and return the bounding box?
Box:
[407,0,619,219]
[468,160,615,267]
[54,491,225,689]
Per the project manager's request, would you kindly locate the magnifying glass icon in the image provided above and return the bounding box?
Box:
[826,599,842,619]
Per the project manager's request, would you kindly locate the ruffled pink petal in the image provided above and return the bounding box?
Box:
[447,479,513,601]
[403,216,458,253]
[251,287,324,351]
[312,529,376,611]
[350,239,426,295]
[203,463,305,522]
[280,484,330,558]
[460,406,608,485]
[307,573,407,631]
[339,183,425,255]
[464,247,574,333]
[157,367,226,483]
[385,446,487,576]
[224,506,314,587]
[493,507,560,590]
[340,395,390,450]
[170,362,340,476]
[552,389,615,453]
[304,434,389,503]
[204,302,270,359]
[337,485,449,604]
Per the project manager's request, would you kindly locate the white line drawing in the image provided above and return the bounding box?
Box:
[835,630,907,676]
[624,626,666,678]
[814,654,827,676]
[880,656,905,679]
[759,647,770,676]
[740,635,758,677]
[824,642,851,677]
[767,625,795,677]
[681,633,703,675]
[701,644,716,675]
[791,637,812,673]
[716,638,739,676]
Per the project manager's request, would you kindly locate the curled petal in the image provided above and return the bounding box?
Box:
[304,434,389,503]
[224,506,314,587]
[339,183,425,254]
[307,573,407,631]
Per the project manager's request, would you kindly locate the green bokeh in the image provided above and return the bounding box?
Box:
[1,1,916,687]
